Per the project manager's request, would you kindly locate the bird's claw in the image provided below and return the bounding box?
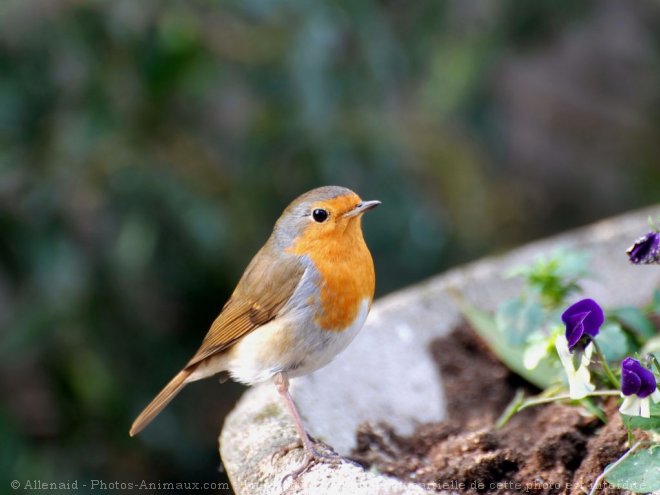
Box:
[279,446,342,489]
[271,439,303,464]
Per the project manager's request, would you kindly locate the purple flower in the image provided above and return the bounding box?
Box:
[627,232,660,264]
[619,357,660,417]
[621,357,658,398]
[561,298,604,350]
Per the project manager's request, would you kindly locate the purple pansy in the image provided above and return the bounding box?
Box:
[619,357,660,417]
[561,298,604,350]
[627,232,660,264]
[621,357,658,398]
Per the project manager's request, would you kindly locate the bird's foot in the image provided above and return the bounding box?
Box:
[271,439,304,463]
[271,434,327,463]
[274,442,343,487]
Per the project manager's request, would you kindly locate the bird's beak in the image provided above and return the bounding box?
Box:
[343,200,381,218]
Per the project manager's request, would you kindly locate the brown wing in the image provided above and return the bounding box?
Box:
[184,243,306,368]
[129,244,305,437]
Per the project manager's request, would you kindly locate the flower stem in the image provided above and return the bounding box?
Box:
[494,389,525,429]
[651,354,660,376]
[590,339,620,389]
[517,390,620,412]
[496,390,620,427]
[588,440,643,495]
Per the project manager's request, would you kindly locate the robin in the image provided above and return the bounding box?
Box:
[130,186,380,478]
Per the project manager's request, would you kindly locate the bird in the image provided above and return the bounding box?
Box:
[129,185,380,478]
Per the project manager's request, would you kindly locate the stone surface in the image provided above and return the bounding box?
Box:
[220,384,434,495]
[220,205,660,495]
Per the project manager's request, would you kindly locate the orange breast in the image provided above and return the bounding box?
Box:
[287,218,375,331]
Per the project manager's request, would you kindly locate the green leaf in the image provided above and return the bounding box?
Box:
[605,446,660,493]
[552,249,591,280]
[506,249,590,309]
[522,332,553,370]
[496,296,544,345]
[622,401,660,433]
[580,397,607,423]
[507,249,589,281]
[596,322,631,362]
[610,307,656,340]
[461,303,561,389]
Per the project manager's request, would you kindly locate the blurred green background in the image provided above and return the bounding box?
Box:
[2,0,659,492]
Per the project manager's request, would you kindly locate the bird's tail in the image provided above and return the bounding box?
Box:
[129,368,193,436]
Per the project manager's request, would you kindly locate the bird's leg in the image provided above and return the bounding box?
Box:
[272,372,341,481]
[273,372,316,454]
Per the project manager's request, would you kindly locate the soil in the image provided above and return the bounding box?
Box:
[350,323,639,495]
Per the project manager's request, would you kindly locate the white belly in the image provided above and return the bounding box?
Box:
[224,298,371,385]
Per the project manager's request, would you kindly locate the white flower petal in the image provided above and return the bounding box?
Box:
[651,389,660,403]
[554,338,594,400]
[619,395,642,417]
[640,398,651,418]
[569,364,595,399]
[555,337,572,368]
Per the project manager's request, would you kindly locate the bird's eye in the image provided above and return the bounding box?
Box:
[312,209,329,223]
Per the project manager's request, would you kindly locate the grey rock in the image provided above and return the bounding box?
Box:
[221,205,660,494]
